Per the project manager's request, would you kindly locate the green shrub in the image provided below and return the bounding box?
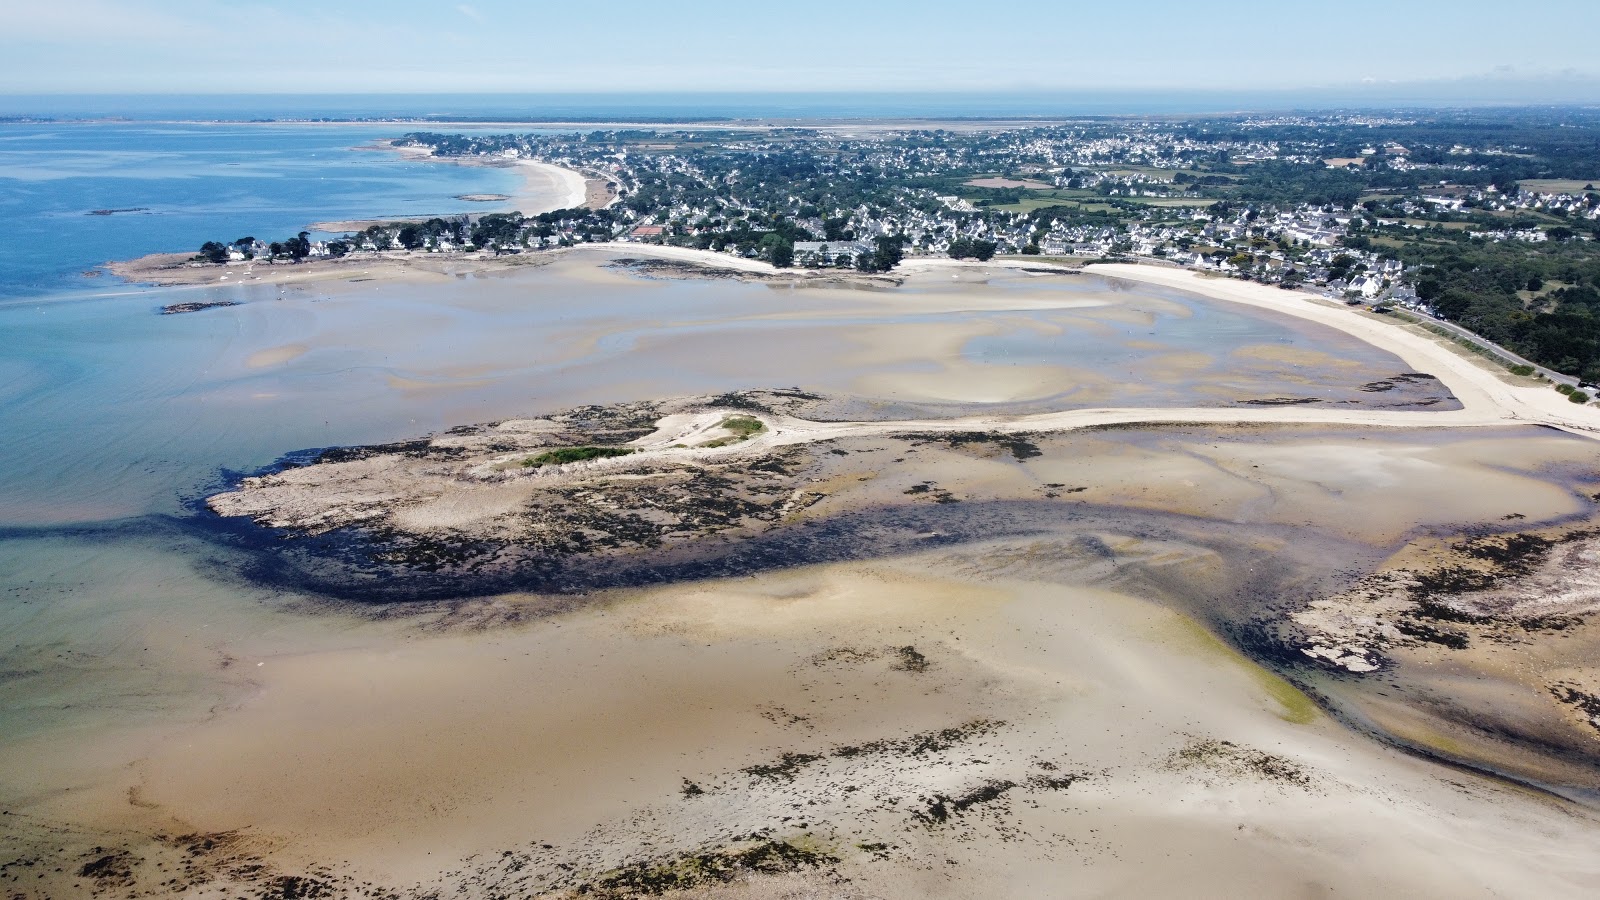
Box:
[701,415,767,448]
[1569,391,1590,404]
[522,446,634,467]
[1557,383,1575,395]
[720,415,765,437]
[1509,364,1535,377]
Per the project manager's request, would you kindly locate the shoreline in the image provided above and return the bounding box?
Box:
[305,143,599,232]
[99,243,1600,438]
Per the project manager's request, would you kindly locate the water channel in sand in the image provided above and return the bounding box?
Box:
[4,257,1599,897]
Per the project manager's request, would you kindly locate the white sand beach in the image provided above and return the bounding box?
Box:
[508,160,588,215]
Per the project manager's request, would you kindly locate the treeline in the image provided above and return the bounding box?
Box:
[1390,236,1600,379]
[197,233,349,263]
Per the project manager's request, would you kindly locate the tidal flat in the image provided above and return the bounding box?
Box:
[3,257,1600,898]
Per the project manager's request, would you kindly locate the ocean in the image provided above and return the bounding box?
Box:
[0,122,548,300]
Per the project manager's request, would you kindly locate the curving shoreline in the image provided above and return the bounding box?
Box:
[109,240,1600,439]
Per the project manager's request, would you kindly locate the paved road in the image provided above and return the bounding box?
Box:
[1370,303,1582,389]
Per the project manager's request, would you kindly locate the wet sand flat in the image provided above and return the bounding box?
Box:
[6,258,1600,898]
[12,553,1600,898]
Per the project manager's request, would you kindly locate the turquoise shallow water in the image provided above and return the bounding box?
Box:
[0,122,551,299]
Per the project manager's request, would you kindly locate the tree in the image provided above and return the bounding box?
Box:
[756,232,793,267]
[398,225,425,250]
[198,241,228,263]
[870,235,905,272]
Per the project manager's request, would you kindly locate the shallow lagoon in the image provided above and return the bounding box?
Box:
[0,258,1445,525]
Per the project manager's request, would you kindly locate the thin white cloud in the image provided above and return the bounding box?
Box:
[5,0,215,43]
[456,4,485,23]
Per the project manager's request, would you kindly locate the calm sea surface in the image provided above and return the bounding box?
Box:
[0,122,548,299]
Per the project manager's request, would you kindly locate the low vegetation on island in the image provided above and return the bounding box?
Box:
[521,446,636,467]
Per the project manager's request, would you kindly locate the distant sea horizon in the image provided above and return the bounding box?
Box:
[4,84,1600,122]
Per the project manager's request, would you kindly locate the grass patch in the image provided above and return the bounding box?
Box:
[1519,179,1597,195]
[1131,197,1219,208]
[702,415,766,448]
[720,415,765,437]
[522,446,635,467]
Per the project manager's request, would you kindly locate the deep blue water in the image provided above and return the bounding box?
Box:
[0,122,547,299]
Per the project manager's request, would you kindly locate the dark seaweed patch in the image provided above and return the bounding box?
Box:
[161,300,240,315]
[743,752,825,783]
[911,780,1017,826]
[906,431,1041,461]
[891,645,929,672]
[1549,682,1600,734]
[741,720,1002,783]
[1169,738,1312,787]
[574,838,838,898]
[1395,620,1470,649]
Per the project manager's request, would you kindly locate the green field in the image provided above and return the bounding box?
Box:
[1519,179,1598,195]
[1092,165,1180,183]
[1400,219,1473,230]
[994,198,1117,213]
[1135,198,1218,208]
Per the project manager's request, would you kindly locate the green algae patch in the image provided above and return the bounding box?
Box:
[1163,612,1321,725]
[702,415,767,448]
[522,446,636,467]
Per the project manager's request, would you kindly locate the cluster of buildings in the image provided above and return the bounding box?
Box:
[359,123,1595,313]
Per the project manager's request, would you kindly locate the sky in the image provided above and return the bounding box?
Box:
[4,0,1600,99]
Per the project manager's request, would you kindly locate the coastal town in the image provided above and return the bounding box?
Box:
[182,111,1600,383]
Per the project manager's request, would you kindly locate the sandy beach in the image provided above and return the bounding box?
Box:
[12,249,1600,898]
[305,147,593,232]
[510,159,588,213]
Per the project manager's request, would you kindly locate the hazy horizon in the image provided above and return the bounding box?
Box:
[5,83,1600,122]
[5,0,1599,101]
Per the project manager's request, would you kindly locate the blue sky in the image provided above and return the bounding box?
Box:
[4,0,1600,96]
